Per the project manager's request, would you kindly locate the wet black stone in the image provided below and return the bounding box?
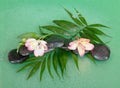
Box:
[19,45,32,56]
[91,44,110,60]
[45,42,64,53]
[61,46,69,51]
[47,42,64,49]
[73,50,79,54]
[8,49,29,64]
[45,35,65,52]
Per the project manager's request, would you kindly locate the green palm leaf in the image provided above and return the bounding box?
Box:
[61,50,68,71]
[79,31,97,44]
[39,26,50,35]
[17,63,35,72]
[86,53,96,64]
[18,32,39,39]
[71,53,79,70]
[25,57,41,63]
[53,51,60,77]
[74,8,87,25]
[86,27,111,37]
[40,58,46,81]
[57,49,68,76]
[56,49,64,76]
[88,24,109,28]
[27,61,41,79]
[47,52,54,78]
[41,25,65,34]
[58,57,64,77]
[41,25,71,38]
[83,29,104,44]
[53,20,79,30]
[64,8,83,26]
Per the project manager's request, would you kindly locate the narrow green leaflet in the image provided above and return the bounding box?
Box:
[53,51,60,77]
[39,26,49,35]
[56,49,64,76]
[18,32,39,39]
[64,8,83,26]
[41,25,65,34]
[40,58,46,81]
[17,63,35,72]
[25,57,40,62]
[57,49,68,76]
[47,52,54,78]
[41,25,71,39]
[83,29,104,43]
[79,31,97,44]
[71,53,79,70]
[58,56,64,76]
[61,50,68,71]
[79,31,88,38]
[27,62,41,79]
[86,27,111,37]
[74,8,87,25]
[86,53,96,64]
[88,24,109,28]
[17,42,25,53]
[53,20,79,30]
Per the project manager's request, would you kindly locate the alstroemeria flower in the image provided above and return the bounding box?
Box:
[25,38,48,57]
[68,38,94,56]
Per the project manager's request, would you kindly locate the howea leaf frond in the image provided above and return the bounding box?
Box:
[16,8,110,81]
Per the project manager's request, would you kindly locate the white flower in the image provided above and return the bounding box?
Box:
[25,38,48,57]
[68,38,94,56]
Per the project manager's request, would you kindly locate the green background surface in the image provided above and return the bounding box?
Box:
[0,0,120,88]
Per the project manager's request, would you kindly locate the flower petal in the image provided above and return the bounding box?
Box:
[83,43,94,50]
[43,45,48,51]
[68,41,77,50]
[26,38,36,42]
[37,40,47,45]
[79,38,90,43]
[77,45,85,57]
[25,38,36,47]
[34,47,45,57]
[28,42,38,51]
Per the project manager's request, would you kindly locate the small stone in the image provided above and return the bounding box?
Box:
[19,45,32,56]
[45,42,64,53]
[8,49,29,64]
[46,35,65,52]
[91,44,110,60]
[73,50,79,54]
[47,42,64,49]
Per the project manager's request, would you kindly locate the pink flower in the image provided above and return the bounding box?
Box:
[25,38,48,57]
[68,38,94,56]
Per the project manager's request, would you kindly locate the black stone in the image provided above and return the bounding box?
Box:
[19,45,32,56]
[73,50,79,54]
[45,35,65,52]
[47,42,64,49]
[8,49,29,64]
[45,42,64,53]
[91,44,110,60]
